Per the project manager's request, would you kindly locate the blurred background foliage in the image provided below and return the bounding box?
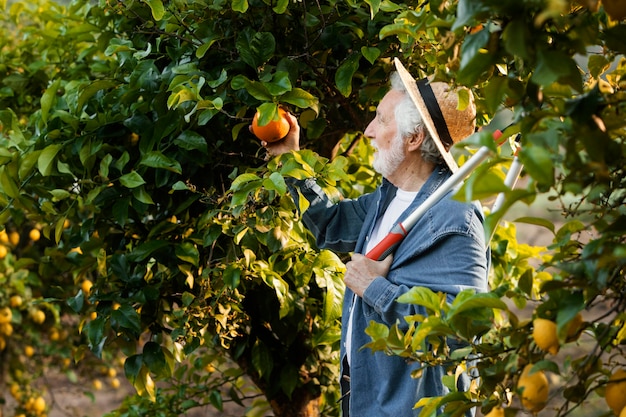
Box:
[0,0,625,416]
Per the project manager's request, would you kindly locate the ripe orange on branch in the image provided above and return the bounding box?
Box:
[251,107,290,143]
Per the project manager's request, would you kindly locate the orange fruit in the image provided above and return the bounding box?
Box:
[603,0,626,20]
[251,107,290,142]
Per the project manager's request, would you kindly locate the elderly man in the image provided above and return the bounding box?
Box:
[260,58,489,417]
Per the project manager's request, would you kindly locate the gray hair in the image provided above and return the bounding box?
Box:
[389,72,441,165]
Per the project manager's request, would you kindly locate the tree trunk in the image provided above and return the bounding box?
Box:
[269,388,322,417]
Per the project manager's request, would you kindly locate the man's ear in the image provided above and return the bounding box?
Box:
[406,128,425,152]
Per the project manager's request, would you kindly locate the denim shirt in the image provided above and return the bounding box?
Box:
[289,166,489,417]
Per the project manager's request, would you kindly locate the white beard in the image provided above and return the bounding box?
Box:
[372,134,406,178]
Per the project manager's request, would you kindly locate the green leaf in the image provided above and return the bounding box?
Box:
[230,75,273,101]
[273,0,288,13]
[483,76,508,114]
[236,29,275,68]
[230,173,261,191]
[280,88,320,113]
[603,24,626,55]
[38,144,63,176]
[458,29,493,85]
[223,264,241,289]
[231,0,248,13]
[144,0,165,20]
[124,355,143,380]
[453,0,488,31]
[364,320,390,340]
[132,187,154,204]
[111,304,142,336]
[364,0,381,18]
[532,49,582,92]
[335,53,360,97]
[142,341,170,378]
[361,46,381,65]
[41,79,61,124]
[0,166,20,198]
[139,151,182,173]
[129,240,169,262]
[279,364,298,398]
[77,80,117,112]
[175,242,199,266]
[519,146,554,187]
[251,340,273,378]
[175,130,208,154]
[514,216,556,234]
[119,171,147,188]
[263,172,287,194]
[85,316,107,357]
[397,287,445,316]
[266,71,292,96]
[448,291,508,318]
[502,18,530,60]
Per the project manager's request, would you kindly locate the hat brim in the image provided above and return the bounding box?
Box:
[393,57,459,173]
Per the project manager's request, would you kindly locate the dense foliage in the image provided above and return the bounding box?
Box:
[0,0,624,416]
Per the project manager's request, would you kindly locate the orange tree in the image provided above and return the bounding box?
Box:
[0,0,388,416]
[1,0,625,417]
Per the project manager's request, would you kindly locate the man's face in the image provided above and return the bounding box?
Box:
[364,90,406,178]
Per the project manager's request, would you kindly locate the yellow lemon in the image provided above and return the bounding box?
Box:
[29,228,41,242]
[0,306,12,324]
[533,318,560,355]
[517,364,550,413]
[606,369,626,415]
[566,313,584,341]
[619,406,626,417]
[32,396,46,414]
[0,245,7,259]
[10,383,20,399]
[8,231,19,246]
[0,322,13,336]
[110,377,121,389]
[31,309,46,325]
[81,279,93,295]
[49,328,60,341]
[9,295,23,308]
[24,345,35,357]
[93,379,103,390]
[0,230,8,243]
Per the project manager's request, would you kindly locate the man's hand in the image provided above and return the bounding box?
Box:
[344,253,393,297]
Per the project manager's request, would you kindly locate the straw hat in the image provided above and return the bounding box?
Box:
[393,57,476,173]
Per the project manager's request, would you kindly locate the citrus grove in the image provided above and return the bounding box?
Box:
[0,0,625,416]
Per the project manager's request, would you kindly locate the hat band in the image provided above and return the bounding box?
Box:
[416,78,453,149]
